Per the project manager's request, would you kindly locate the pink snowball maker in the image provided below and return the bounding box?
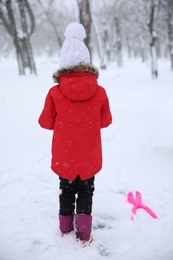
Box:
[127,191,157,219]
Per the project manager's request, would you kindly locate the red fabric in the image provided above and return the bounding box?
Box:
[38,72,112,180]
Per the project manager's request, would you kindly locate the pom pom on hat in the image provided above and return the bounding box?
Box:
[59,22,90,68]
[64,22,86,40]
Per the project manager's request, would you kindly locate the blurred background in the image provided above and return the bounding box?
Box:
[0,0,173,77]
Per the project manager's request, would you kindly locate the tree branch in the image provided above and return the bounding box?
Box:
[38,0,62,47]
[24,0,35,36]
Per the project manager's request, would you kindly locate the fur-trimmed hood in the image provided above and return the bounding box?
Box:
[52,63,99,101]
[52,63,99,83]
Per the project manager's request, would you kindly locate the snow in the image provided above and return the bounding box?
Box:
[0,57,173,260]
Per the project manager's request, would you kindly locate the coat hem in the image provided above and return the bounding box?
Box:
[51,165,102,181]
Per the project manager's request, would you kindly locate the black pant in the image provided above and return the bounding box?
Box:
[59,175,95,216]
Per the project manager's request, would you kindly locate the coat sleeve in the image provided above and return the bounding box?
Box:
[38,89,57,130]
[101,90,112,128]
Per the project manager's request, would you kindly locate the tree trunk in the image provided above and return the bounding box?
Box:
[148,1,158,78]
[141,42,146,62]
[168,22,173,70]
[77,0,92,58]
[5,0,25,74]
[167,0,173,70]
[126,36,132,59]
[99,21,111,70]
[92,20,105,68]
[114,17,123,67]
[18,0,36,74]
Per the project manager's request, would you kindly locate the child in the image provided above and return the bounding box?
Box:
[38,22,112,243]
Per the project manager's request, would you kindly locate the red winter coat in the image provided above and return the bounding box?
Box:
[38,64,112,180]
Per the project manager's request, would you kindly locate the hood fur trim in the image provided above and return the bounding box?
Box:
[52,63,99,83]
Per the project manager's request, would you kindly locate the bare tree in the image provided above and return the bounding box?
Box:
[133,0,159,77]
[0,0,36,75]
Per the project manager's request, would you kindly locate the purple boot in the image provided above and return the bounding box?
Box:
[59,214,74,235]
[75,214,92,241]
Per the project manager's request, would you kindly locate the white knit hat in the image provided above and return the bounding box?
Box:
[59,22,90,68]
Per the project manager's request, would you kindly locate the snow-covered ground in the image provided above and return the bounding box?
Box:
[0,57,173,260]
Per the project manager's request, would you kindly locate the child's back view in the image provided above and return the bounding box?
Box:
[38,22,112,244]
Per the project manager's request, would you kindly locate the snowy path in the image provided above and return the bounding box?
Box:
[0,59,173,260]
